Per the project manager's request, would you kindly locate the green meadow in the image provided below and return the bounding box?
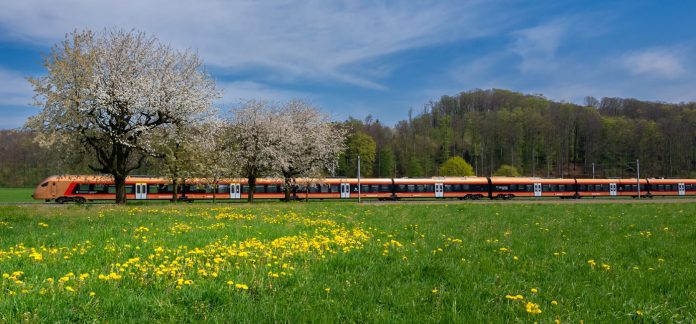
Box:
[0,188,34,203]
[0,202,694,322]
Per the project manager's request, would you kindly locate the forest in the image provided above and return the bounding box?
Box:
[337,89,696,180]
[2,88,695,188]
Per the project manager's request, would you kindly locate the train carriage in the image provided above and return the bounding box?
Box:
[647,178,696,197]
[489,177,577,199]
[576,178,647,198]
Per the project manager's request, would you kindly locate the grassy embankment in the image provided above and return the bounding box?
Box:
[0,202,694,322]
[0,188,34,203]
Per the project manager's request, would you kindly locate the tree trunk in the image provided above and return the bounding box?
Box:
[114,174,127,204]
[248,176,256,203]
[283,176,292,202]
[171,178,179,202]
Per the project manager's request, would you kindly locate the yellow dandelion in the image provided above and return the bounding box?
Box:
[636,310,643,316]
[525,302,542,314]
[530,288,538,293]
[89,292,96,297]
[324,287,331,293]
[65,286,75,292]
[227,280,234,285]
[551,300,558,305]
[431,288,439,293]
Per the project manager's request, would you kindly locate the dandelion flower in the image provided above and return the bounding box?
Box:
[530,288,538,293]
[431,289,439,293]
[551,300,558,305]
[525,302,542,314]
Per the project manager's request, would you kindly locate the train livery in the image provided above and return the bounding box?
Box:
[31,175,696,203]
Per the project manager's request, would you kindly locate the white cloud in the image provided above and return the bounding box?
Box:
[0,0,509,89]
[510,21,566,72]
[620,49,685,78]
[217,81,309,107]
[0,67,33,106]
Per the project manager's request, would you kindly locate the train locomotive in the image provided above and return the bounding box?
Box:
[31,175,696,203]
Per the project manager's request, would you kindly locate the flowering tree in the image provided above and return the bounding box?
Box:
[193,118,239,202]
[151,122,203,202]
[276,101,347,201]
[227,100,284,203]
[26,29,218,203]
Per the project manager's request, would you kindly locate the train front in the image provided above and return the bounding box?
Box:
[32,176,56,201]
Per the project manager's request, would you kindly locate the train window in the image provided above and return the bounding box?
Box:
[444,184,452,192]
[414,185,424,192]
[40,182,48,187]
[266,185,277,193]
[125,185,134,194]
[542,185,550,191]
[79,184,90,191]
[107,185,115,194]
[359,185,368,193]
[406,185,414,192]
[217,184,229,194]
[460,184,468,191]
[329,185,339,193]
[254,185,265,193]
[558,185,566,192]
[147,185,159,194]
[425,185,434,192]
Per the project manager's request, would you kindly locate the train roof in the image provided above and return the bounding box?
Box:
[646,178,696,183]
[575,178,648,184]
[489,177,575,184]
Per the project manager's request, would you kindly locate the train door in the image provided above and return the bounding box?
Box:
[340,183,350,198]
[435,183,443,198]
[50,182,56,197]
[609,183,617,196]
[135,183,147,200]
[678,183,685,196]
[230,183,241,199]
[534,183,542,197]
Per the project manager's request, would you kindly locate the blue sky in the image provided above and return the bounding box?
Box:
[1,0,696,129]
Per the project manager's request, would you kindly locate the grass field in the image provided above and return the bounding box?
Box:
[0,202,694,322]
[0,188,34,203]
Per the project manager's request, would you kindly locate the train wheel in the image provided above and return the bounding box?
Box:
[74,197,86,204]
[55,197,67,204]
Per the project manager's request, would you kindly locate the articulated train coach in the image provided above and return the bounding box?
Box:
[32,175,696,203]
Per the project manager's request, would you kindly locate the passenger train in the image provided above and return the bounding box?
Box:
[31,175,696,203]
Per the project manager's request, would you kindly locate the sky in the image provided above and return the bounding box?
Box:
[1,0,696,129]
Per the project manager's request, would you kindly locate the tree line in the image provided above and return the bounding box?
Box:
[337,89,696,179]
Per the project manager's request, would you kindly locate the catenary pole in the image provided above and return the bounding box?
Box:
[637,159,640,199]
[357,155,361,203]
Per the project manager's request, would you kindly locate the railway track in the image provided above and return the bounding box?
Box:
[1,197,695,207]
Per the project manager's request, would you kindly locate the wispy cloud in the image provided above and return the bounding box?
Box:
[620,49,685,78]
[0,0,509,90]
[217,81,308,108]
[510,21,567,72]
[0,67,33,106]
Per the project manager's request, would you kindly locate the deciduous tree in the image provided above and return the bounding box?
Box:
[26,29,218,203]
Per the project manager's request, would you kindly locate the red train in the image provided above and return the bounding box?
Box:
[31,175,696,203]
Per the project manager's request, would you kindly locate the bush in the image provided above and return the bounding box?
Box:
[439,157,474,176]
[493,164,520,177]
